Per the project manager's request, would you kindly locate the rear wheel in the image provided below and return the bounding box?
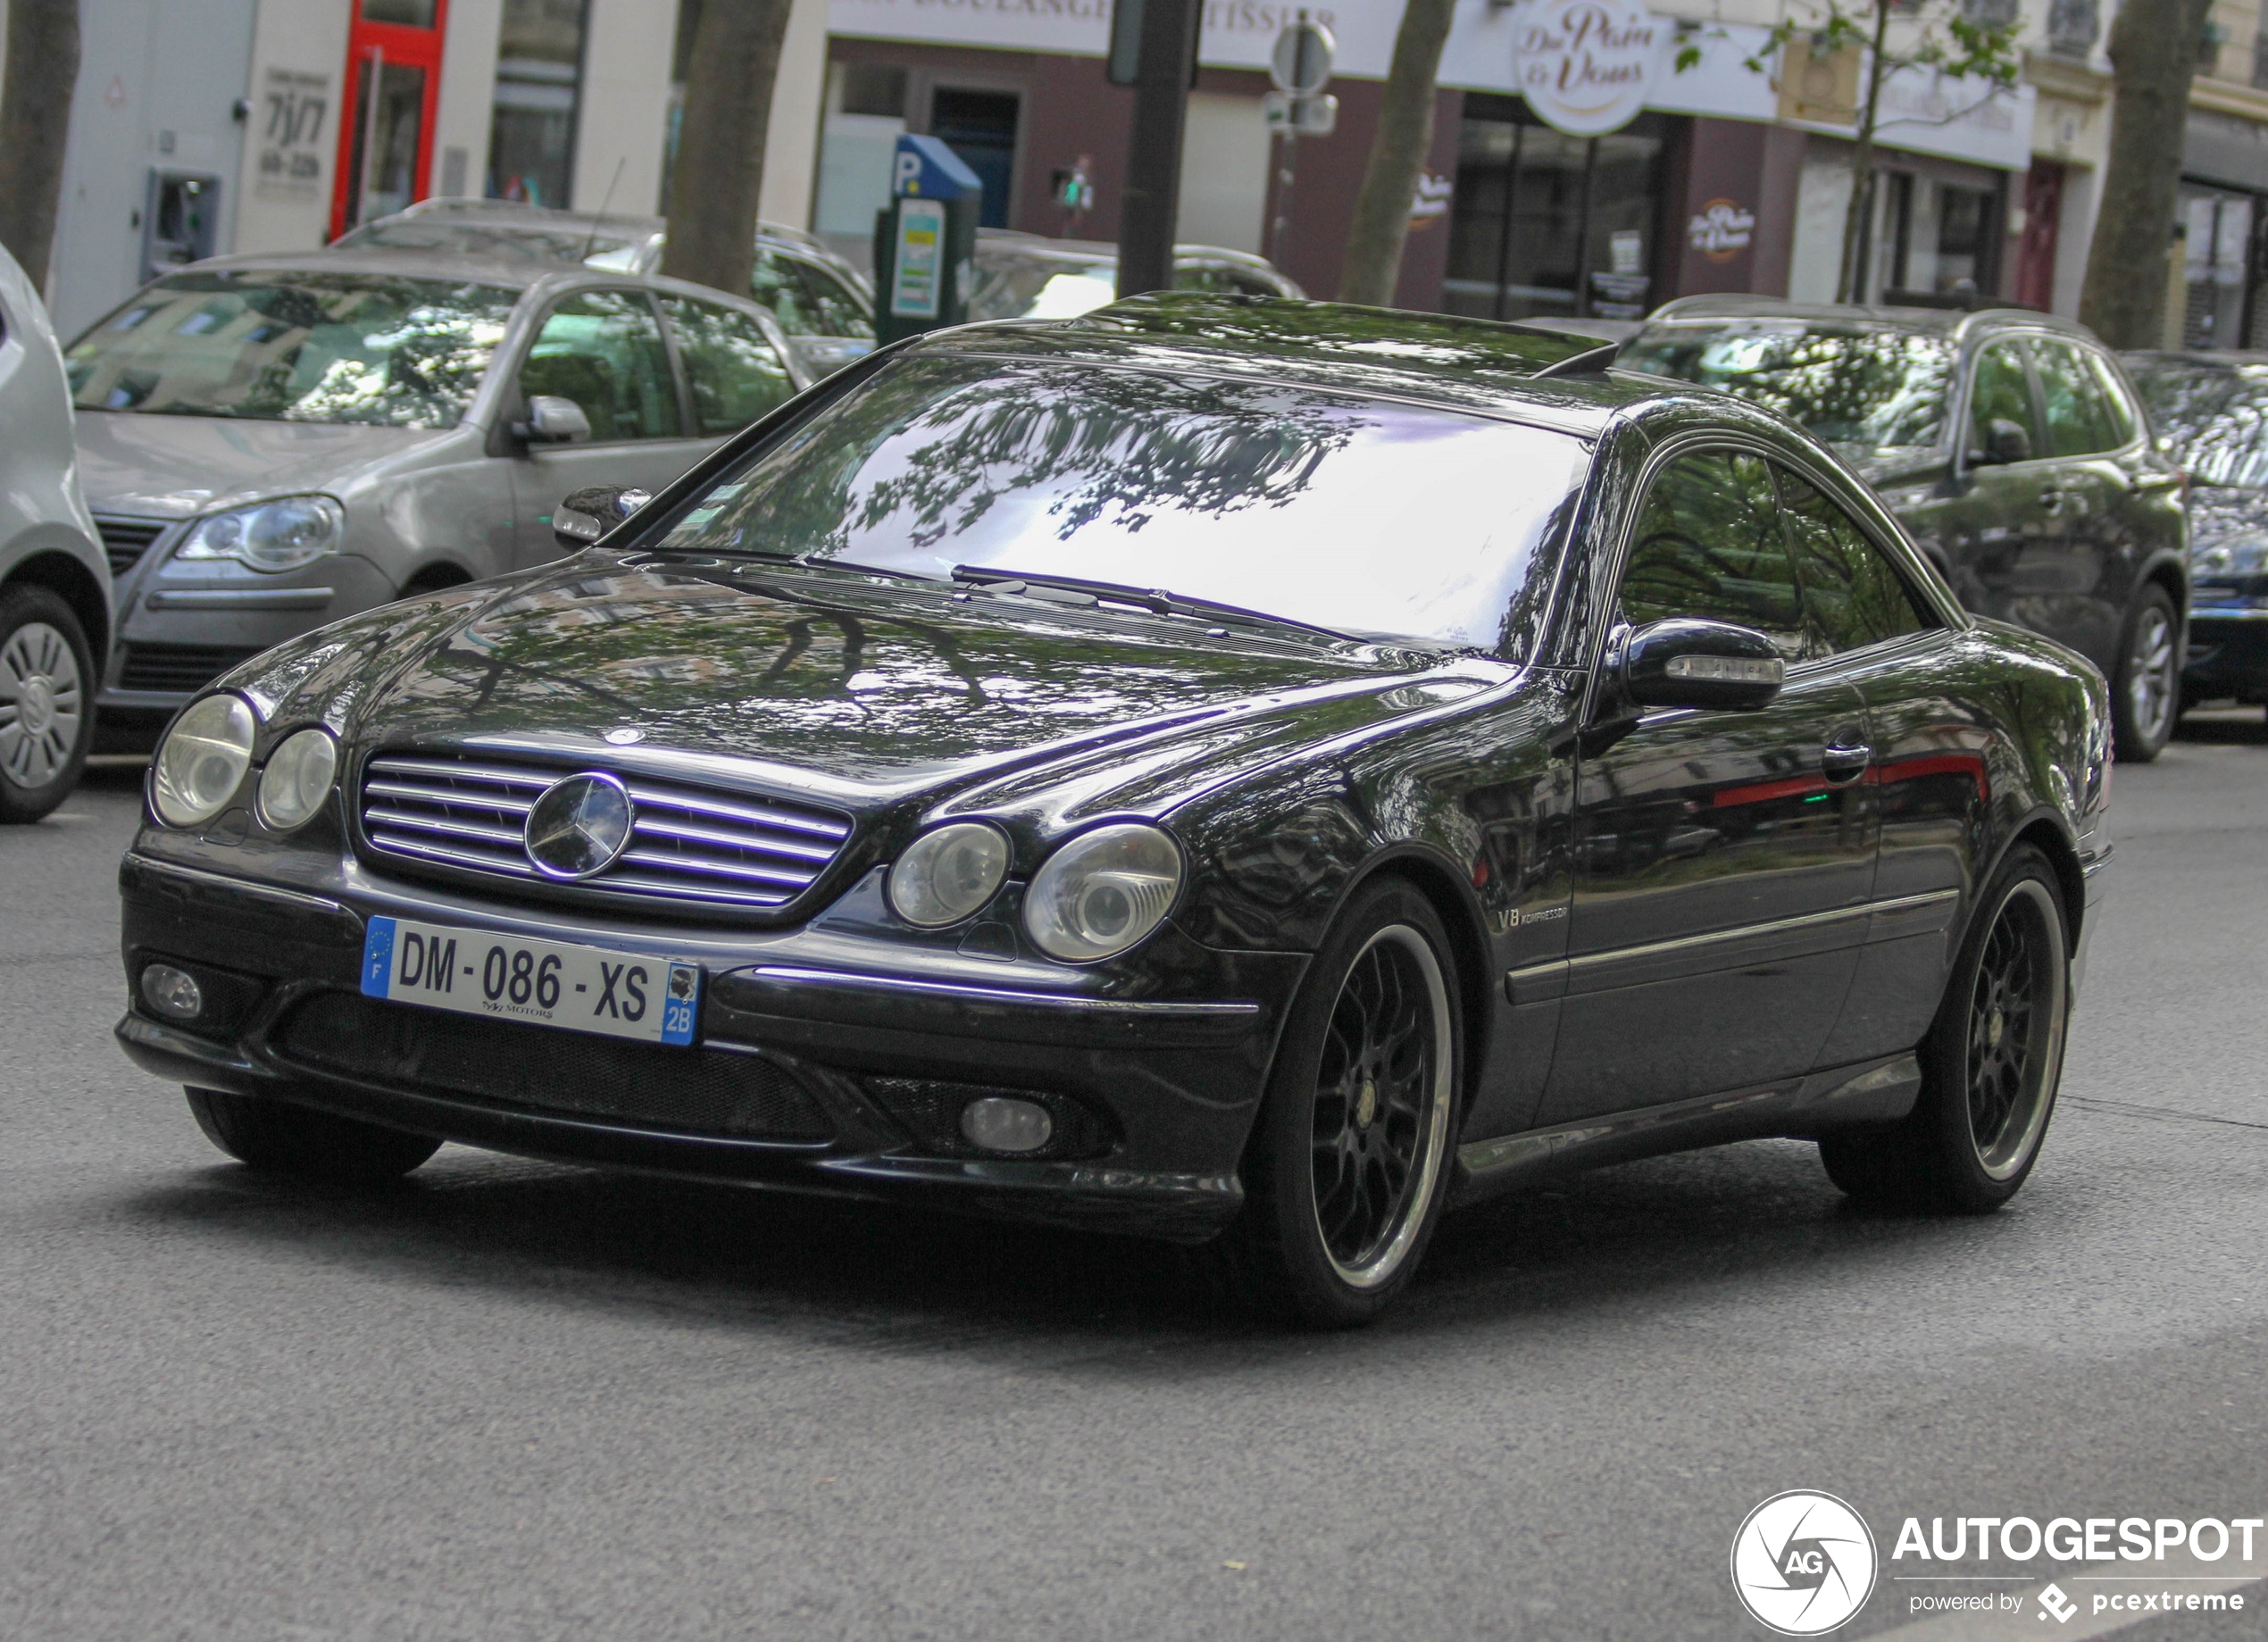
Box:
[1820,845,2070,1212]
[2111,585,2180,762]
[1200,879,1462,1328]
[0,585,96,824]
[186,1088,440,1182]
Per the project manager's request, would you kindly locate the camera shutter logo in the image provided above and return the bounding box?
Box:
[1730,1490,1879,1635]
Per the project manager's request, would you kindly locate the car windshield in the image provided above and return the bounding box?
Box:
[1621,319,1957,457]
[335,219,640,268]
[653,356,1590,653]
[2127,358,2268,488]
[66,271,518,428]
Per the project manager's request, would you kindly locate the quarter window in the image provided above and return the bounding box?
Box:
[660,296,795,435]
[1618,451,1808,656]
[1775,468,1934,654]
[2083,350,2141,448]
[2030,339,2122,457]
[1967,340,2036,461]
[520,290,681,440]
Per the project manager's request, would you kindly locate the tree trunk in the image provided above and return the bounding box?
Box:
[1336,0,1456,306]
[2080,0,2213,347]
[1835,2,1894,304]
[660,0,794,299]
[0,0,81,288]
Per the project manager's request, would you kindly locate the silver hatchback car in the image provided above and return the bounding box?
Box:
[65,247,813,740]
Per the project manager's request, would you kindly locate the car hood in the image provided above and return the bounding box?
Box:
[236,553,1496,820]
[2187,483,2268,571]
[74,410,448,519]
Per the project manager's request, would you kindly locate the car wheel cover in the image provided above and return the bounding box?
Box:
[0,621,83,789]
[2127,604,2176,744]
[1964,878,2067,1180]
[1309,924,1455,1288]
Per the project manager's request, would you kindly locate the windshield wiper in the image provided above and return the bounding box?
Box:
[950,565,1357,645]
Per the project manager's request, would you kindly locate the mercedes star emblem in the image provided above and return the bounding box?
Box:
[523,771,635,879]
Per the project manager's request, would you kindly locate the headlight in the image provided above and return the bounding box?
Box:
[1023,823,1182,963]
[256,728,338,831]
[888,821,1011,927]
[175,496,345,573]
[152,694,257,828]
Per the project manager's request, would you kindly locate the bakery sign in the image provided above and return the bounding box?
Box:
[1688,198,1756,262]
[1511,0,1663,137]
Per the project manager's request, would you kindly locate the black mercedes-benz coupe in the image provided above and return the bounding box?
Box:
[116,296,2112,1325]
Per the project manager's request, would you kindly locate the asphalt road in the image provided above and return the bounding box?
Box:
[4,721,2266,1641]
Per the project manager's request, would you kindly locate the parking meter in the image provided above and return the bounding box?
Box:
[872,135,984,344]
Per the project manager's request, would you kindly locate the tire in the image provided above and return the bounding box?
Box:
[1199,879,1463,1328]
[1819,845,2070,1213]
[185,1087,441,1182]
[2110,584,2180,763]
[0,584,96,824]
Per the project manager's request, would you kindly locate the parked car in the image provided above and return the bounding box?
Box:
[1622,298,2189,760]
[2122,350,2268,718]
[964,230,1305,321]
[64,246,813,744]
[116,294,2110,1326]
[0,241,111,822]
[335,198,877,379]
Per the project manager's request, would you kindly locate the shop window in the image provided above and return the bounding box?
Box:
[1445,97,1669,322]
[488,0,588,208]
[930,88,1020,230]
[2182,189,2255,350]
[813,63,911,241]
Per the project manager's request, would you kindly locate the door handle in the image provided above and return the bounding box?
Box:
[2039,487,2064,513]
[1822,742,1872,782]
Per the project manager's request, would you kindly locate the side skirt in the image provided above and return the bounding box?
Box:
[1449,1051,1922,1207]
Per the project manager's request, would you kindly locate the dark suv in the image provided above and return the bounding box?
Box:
[1623,299,2189,759]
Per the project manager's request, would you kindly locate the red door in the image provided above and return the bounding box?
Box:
[2015,162,2064,313]
[330,0,450,240]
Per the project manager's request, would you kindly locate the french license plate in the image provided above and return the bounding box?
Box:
[360,916,700,1046]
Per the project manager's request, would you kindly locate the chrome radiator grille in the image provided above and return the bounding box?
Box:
[359,753,853,911]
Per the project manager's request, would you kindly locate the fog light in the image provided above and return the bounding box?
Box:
[140,963,204,1021]
[959,1096,1053,1154]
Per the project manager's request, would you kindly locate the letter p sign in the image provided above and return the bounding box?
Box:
[894,150,922,195]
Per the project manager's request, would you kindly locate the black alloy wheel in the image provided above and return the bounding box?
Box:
[1201,879,1461,1327]
[2111,584,2180,763]
[186,1087,442,1182]
[1819,845,2070,1211]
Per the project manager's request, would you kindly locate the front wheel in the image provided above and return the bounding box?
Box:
[2111,584,2180,763]
[186,1088,441,1182]
[1201,879,1463,1328]
[1820,845,2070,1212]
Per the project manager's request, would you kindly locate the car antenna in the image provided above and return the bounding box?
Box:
[580,157,627,262]
[1530,342,1622,379]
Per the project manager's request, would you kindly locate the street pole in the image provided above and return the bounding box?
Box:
[1116,0,1201,296]
[1269,130,1297,270]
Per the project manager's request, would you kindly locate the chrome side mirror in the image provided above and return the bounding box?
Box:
[517,395,592,446]
[553,485,651,550]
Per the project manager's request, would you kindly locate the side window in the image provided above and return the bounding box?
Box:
[1776,466,1936,654]
[2083,349,2141,448]
[1619,450,1809,657]
[520,290,680,440]
[1967,340,2036,460]
[2030,339,2122,457]
[1172,263,1232,294]
[749,248,816,335]
[659,296,794,436]
[783,257,873,339]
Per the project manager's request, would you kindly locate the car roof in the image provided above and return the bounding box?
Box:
[972,231,1288,273]
[358,196,843,258]
[138,246,787,316]
[1642,294,2106,347]
[2122,348,2268,371]
[904,291,1711,435]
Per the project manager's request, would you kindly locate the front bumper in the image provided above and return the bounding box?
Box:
[116,846,1305,1242]
[2182,607,2268,702]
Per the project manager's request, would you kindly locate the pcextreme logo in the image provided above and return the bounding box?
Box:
[1730,1491,1880,1635]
